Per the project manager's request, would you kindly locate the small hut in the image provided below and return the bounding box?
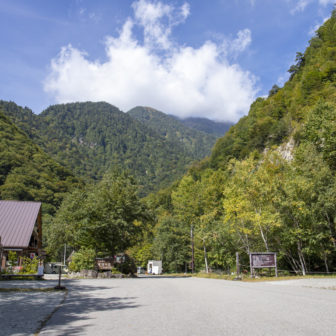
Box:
[147,260,162,275]
[0,201,43,270]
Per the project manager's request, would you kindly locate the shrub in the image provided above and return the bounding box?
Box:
[8,251,18,266]
[115,254,136,274]
[21,257,38,274]
[111,267,122,274]
[68,248,96,272]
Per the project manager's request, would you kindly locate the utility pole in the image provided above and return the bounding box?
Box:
[191,225,194,274]
[63,243,66,266]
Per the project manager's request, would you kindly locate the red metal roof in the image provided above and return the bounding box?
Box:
[0,201,41,248]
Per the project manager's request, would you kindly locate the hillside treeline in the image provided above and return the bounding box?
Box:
[132,10,336,275]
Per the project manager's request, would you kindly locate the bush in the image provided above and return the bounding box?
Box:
[68,248,96,272]
[111,267,122,274]
[21,257,38,274]
[8,251,17,266]
[115,254,136,274]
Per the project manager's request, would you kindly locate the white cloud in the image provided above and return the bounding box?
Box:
[44,0,257,122]
[290,0,334,14]
[291,0,310,14]
[308,16,329,35]
[318,0,335,5]
[277,73,289,87]
[229,29,252,55]
[78,6,101,23]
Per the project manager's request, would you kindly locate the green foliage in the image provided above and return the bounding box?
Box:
[128,242,153,268]
[114,254,136,274]
[210,12,336,170]
[223,153,282,253]
[0,109,82,215]
[21,257,38,274]
[153,216,190,273]
[301,102,336,169]
[111,267,122,274]
[8,251,17,266]
[269,84,280,97]
[48,169,152,258]
[68,248,96,272]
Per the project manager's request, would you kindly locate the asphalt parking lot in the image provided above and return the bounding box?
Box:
[1,277,336,336]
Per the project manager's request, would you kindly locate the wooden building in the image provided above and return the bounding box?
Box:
[0,200,42,270]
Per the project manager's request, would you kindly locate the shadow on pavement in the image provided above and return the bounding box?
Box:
[40,284,140,335]
[1,291,64,336]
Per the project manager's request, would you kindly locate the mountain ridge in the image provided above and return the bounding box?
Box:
[127,106,221,160]
[0,101,197,194]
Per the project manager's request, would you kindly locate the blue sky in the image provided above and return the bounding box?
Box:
[0,0,335,121]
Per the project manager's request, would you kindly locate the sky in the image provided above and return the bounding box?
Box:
[0,0,335,122]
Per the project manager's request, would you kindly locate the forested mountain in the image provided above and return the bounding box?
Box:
[137,10,336,275]
[0,101,195,194]
[127,106,218,159]
[178,117,233,137]
[0,109,82,215]
[209,11,336,169]
[4,11,336,276]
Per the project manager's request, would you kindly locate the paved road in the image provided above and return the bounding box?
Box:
[0,280,65,336]
[42,277,336,336]
[1,277,336,336]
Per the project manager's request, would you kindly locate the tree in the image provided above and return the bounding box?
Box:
[269,84,280,97]
[68,248,96,272]
[47,170,151,258]
[172,175,206,271]
[223,153,282,253]
[277,143,336,274]
[152,216,190,273]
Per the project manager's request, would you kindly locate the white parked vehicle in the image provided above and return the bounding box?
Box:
[44,263,67,274]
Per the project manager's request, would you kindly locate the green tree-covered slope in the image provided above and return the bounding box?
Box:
[0,109,82,215]
[0,101,194,195]
[127,106,218,159]
[210,10,336,168]
[139,10,336,275]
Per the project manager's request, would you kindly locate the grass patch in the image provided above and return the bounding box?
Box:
[193,273,236,280]
[156,273,192,277]
[194,272,336,282]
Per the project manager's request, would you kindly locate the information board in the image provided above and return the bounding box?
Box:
[251,253,276,268]
[249,252,278,277]
[95,258,113,270]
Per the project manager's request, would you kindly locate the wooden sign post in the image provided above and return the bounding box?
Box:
[249,252,278,278]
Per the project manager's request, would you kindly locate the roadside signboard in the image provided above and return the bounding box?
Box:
[95,258,113,271]
[249,252,278,277]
